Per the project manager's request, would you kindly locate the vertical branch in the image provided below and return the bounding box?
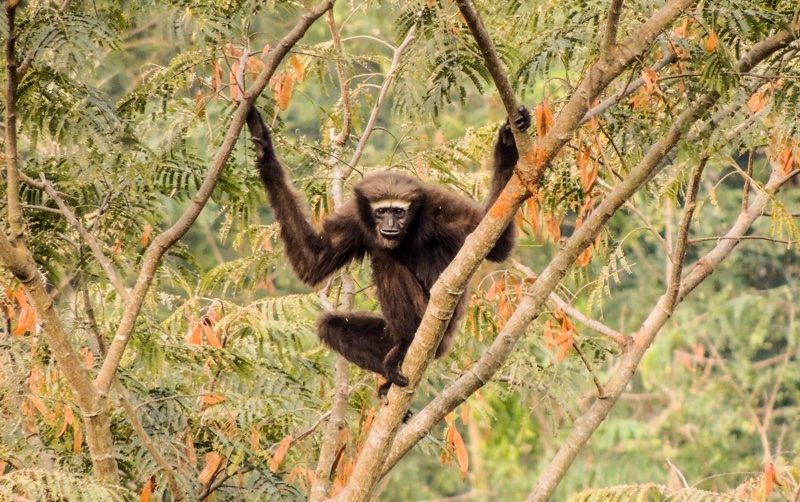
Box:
[82,290,187,500]
[312,21,420,502]
[602,0,625,59]
[310,10,355,501]
[0,233,120,482]
[5,0,23,245]
[327,10,351,148]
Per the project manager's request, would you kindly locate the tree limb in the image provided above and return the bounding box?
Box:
[602,0,626,59]
[94,0,335,396]
[311,10,356,500]
[5,1,23,245]
[335,2,702,498]
[39,176,128,300]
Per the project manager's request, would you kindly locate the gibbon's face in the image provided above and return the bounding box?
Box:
[371,199,412,249]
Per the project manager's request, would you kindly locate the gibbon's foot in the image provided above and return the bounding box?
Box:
[389,368,409,388]
[377,370,409,400]
[377,382,414,423]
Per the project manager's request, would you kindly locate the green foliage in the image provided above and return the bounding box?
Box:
[0,470,132,501]
[568,483,745,502]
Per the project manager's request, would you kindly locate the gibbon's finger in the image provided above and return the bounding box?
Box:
[515,106,531,132]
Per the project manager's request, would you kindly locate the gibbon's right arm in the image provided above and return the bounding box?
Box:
[246,108,365,285]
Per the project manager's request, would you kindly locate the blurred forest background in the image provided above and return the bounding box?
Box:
[1,0,799,500]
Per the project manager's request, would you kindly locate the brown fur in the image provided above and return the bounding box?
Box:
[246,106,529,397]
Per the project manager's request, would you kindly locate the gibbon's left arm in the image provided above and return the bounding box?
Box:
[246,108,366,285]
[484,106,530,262]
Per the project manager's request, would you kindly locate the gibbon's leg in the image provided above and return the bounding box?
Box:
[317,312,395,377]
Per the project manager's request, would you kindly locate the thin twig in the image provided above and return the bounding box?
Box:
[39,175,129,300]
[343,24,416,179]
[581,52,678,125]
[310,9,357,500]
[5,1,23,245]
[510,259,625,345]
[687,235,796,245]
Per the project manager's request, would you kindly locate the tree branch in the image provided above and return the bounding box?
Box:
[382,92,713,480]
[524,34,797,492]
[39,175,128,300]
[311,10,357,500]
[5,0,23,245]
[0,230,119,481]
[334,2,702,497]
[342,24,416,180]
[94,0,335,396]
[581,51,678,125]
[602,0,625,59]
[526,151,794,502]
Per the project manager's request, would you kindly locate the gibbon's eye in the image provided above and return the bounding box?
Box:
[393,208,406,218]
[375,208,387,217]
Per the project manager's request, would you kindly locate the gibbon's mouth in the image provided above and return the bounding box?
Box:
[380,229,401,238]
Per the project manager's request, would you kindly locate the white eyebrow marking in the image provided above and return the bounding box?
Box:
[370,200,410,211]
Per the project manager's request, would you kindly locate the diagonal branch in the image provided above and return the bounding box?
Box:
[527,166,798,502]
[39,175,128,300]
[336,2,703,499]
[382,92,713,479]
[94,0,335,396]
[383,27,793,473]
[581,51,678,125]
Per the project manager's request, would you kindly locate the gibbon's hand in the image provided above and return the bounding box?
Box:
[245,107,274,163]
[499,105,531,148]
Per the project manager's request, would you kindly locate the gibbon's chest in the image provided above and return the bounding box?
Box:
[369,244,451,294]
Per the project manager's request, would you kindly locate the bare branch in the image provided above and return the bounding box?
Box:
[5,1,23,245]
[454,0,532,179]
[83,291,186,500]
[311,11,358,499]
[602,0,625,59]
[0,231,119,481]
[39,175,129,300]
[510,259,625,345]
[527,153,796,502]
[343,24,416,180]
[581,51,678,125]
